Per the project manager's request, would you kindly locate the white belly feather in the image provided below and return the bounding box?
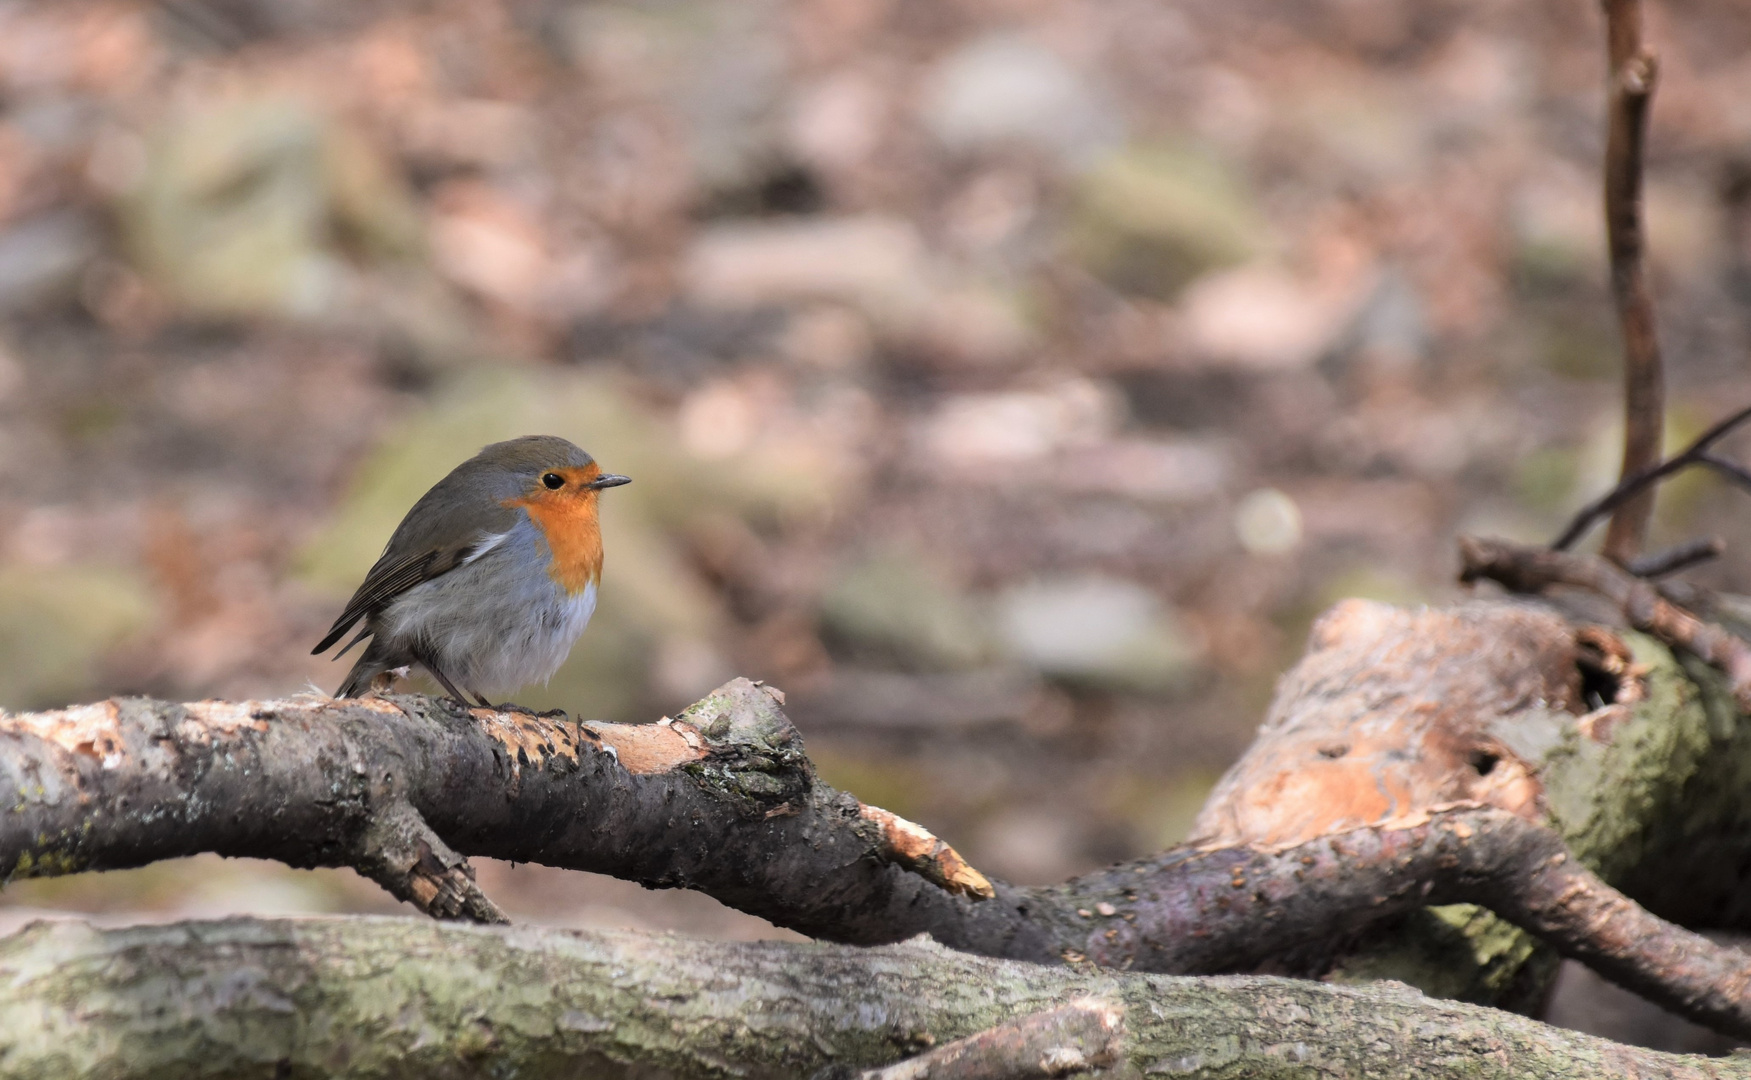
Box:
[378,522,600,698]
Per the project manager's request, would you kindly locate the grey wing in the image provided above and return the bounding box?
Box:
[311,525,513,656]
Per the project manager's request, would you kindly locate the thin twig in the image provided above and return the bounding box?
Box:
[1599,0,1665,564]
[1462,535,1751,708]
[1626,536,1724,579]
[1552,402,1751,550]
[1702,452,1751,491]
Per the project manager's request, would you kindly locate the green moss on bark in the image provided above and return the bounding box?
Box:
[1329,630,1747,1012]
[0,917,1743,1080]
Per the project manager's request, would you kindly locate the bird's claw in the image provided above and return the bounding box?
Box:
[491,701,570,722]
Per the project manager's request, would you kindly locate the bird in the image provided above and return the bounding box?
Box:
[312,435,630,708]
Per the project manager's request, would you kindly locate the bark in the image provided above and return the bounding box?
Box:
[2,916,1748,1080]
[857,999,1124,1080]
[1189,597,1751,1010]
[1461,537,1751,707]
[1599,0,1664,563]
[8,603,1751,1039]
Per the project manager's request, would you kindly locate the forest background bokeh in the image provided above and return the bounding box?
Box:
[1,0,1750,1019]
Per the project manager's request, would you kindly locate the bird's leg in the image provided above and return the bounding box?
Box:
[420,659,566,719]
[501,703,572,721]
[420,661,476,710]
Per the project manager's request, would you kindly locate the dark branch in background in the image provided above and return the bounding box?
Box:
[1627,535,1725,579]
[1462,536,1751,707]
[8,687,1751,1038]
[1553,403,1751,551]
[1599,0,1666,564]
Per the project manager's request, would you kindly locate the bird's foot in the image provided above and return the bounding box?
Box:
[482,700,570,722]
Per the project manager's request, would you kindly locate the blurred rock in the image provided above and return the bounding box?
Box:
[819,548,991,671]
[399,99,537,172]
[1233,488,1303,555]
[429,179,557,314]
[912,282,1036,368]
[788,69,887,175]
[673,369,871,516]
[1348,267,1429,374]
[973,805,1083,885]
[675,2,789,195]
[0,563,153,711]
[778,303,873,371]
[1069,141,1265,300]
[120,98,422,320]
[1181,260,1375,372]
[918,378,1121,471]
[1510,165,1607,291]
[561,0,789,199]
[788,667,1040,731]
[943,168,1039,256]
[995,574,1199,693]
[1044,437,1229,504]
[683,214,929,325]
[0,340,21,403]
[1290,86,1422,182]
[0,211,96,313]
[650,635,736,705]
[920,33,1120,164]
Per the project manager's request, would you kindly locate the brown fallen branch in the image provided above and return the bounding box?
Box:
[7,916,1749,1080]
[1461,535,1751,708]
[7,676,1751,1037]
[1599,0,1665,563]
[0,682,986,923]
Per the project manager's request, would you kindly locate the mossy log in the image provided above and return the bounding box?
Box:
[1,916,1747,1080]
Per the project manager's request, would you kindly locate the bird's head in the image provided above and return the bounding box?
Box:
[472,435,631,512]
[466,437,630,594]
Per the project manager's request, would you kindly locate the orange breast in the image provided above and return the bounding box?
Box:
[506,467,604,595]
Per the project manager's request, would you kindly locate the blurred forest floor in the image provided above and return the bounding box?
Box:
[1,0,1751,1008]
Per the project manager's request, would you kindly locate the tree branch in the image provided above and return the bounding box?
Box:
[1461,535,1751,707]
[1599,0,1665,564]
[350,798,507,924]
[5,916,1751,1080]
[1552,403,1751,552]
[8,666,1751,1037]
[1626,536,1725,579]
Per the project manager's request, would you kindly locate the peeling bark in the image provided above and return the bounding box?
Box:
[1189,597,1751,1011]
[858,998,1124,1080]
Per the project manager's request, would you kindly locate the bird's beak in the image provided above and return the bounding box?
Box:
[587,473,631,490]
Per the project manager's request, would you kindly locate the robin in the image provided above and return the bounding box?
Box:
[313,435,630,707]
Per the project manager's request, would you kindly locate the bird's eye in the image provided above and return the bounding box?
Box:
[542,472,565,490]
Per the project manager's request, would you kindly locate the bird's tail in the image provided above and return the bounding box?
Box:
[335,652,390,698]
